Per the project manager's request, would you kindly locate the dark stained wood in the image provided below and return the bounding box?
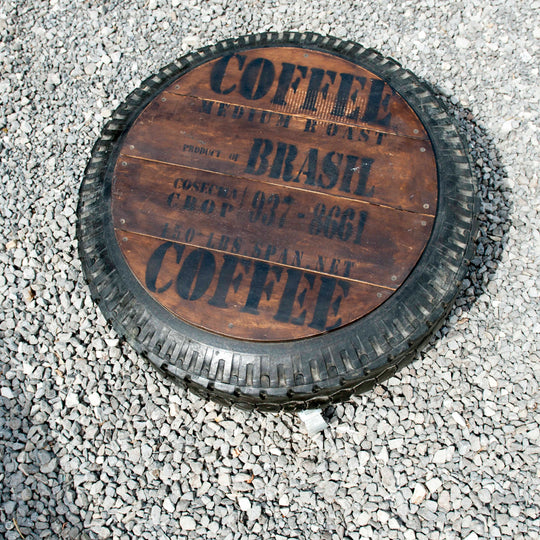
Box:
[121,92,437,214]
[111,46,438,341]
[112,155,434,289]
[165,48,430,140]
[116,230,394,341]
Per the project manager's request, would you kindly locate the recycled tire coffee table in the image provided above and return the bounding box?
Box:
[77,32,477,411]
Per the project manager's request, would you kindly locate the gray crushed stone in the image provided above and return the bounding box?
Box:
[1,1,539,539]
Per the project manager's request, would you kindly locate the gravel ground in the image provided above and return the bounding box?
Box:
[1,1,539,539]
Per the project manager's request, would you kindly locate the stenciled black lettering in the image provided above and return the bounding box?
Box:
[183,195,197,211]
[264,244,276,260]
[210,54,246,95]
[274,269,315,325]
[241,262,282,315]
[259,111,273,124]
[176,249,216,301]
[304,119,317,132]
[331,73,366,118]
[339,155,358,193]
[353,210,368,245]
[270,62,296,105]
[220,202,234,217]
[239,58,275,100]
[217,103,230,116]
[200,199,215,214]
[293,148,318,185]
[339,156,374,196]
[145,242,185,293]
[208,254,249,308]
[200,100,214,114]
[318,151,343,189]
[245,138,273,175]
[231,105,244,119]
[308,277,350,331]
[326,123,338,136]
[301,68,336,112]
[166,191,179,207]
[353,158,375,197]
[217,235,229,251]
[342,260,355,278]
[362,79,391,125]
[269,142,297,180]
[246,138,374,196]
[270,63,308,105]
[231,237,242,253]
[275,114,291,128]
[329,258,341,274]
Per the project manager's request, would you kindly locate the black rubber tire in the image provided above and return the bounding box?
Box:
[77,32,477,412]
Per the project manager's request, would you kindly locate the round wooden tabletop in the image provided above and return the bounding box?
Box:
[111,46,437,341]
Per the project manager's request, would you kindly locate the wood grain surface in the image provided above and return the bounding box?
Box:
[111,46,438,341]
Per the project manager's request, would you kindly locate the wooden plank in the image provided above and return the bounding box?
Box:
[115,230,394,341]
[165,47,430,140]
